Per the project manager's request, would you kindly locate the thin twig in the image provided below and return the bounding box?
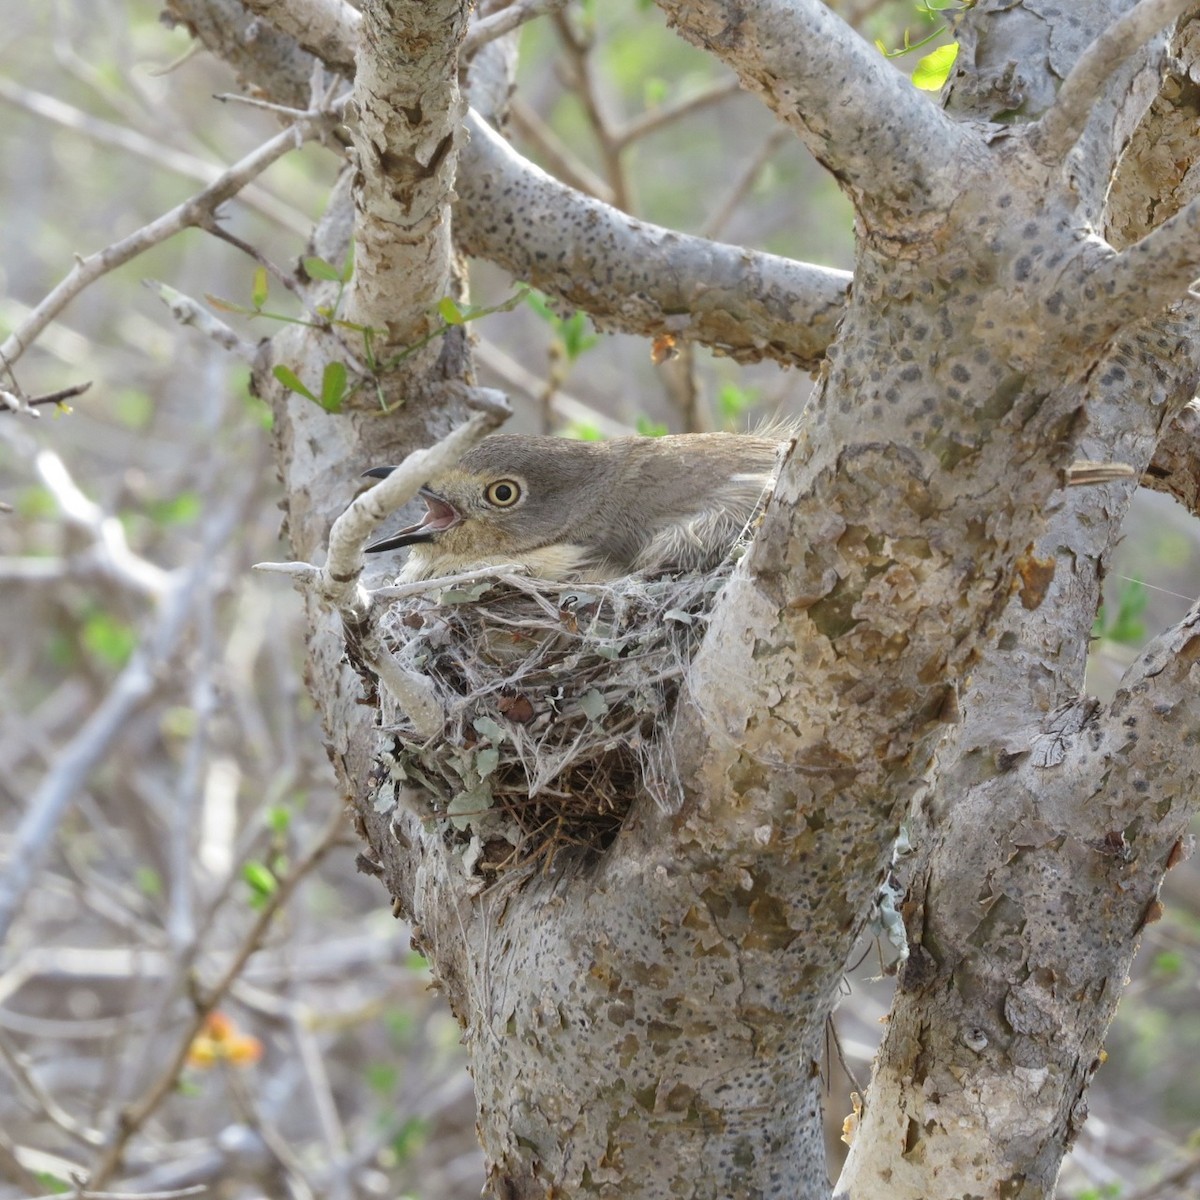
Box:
[0,96,347,368]
[0,75,312,236]
[553,10,632,210]
[615,77,741,148]
[85,805,349,1191]
[508,98,615,203]
[464,0,568,56]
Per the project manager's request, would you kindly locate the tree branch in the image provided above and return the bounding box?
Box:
[1085,192,1200,326]
[0,98,345,368]
[654,0,972,215]
[1031,0,1195,163]
[343,0,472,353]
[458,111,850,369]
[1144,401,1200,516]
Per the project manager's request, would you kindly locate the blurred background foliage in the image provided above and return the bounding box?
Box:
[0,2,1196,1197]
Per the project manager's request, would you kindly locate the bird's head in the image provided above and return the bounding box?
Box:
[363,436,604,580]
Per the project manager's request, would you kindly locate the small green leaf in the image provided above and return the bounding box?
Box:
[266,805,292,835]
[147,491,201,525]
[437,296,465,325]
[82,611,137,668]
[273,364,319,403]
[390,1116,428,1162]
[303,255,343,282]
[472,716,506,743]
[114,390,154,430]
[365,1063,398,1095]
[912,42,959,90]
[205,293,253,315]
[447,783,493,829]
[635,416,669,437]
[564,422,606,441]
[643,77,668,108]
[476,747,500,778]
[33,1172,71,1195]
[717,382,758,424]
[251,267,269,309]
[134,867,163,897]
[320,361,347,412]
[578,689,609,721]
[242,860,278,904]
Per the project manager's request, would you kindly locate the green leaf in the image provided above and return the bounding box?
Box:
[578,689,609,721]
[266,804,292,835]
[320,361,347,412]
[635,416,669,437]
[447,783,493,829]
[82,611,137,668]
[273,364,319,403]
[912,42,959,90]
[564,421,606,441]
[643,77,668,108]
[303,255,344,282]
[390,1116,428,1162]
[33,1172,71,1195]
[366,1063,398,1095]
[147,491,201,525]
[251,267,269,309]
[134,867,163,898]
[242,860,278,903]
[472,716,506,743]
[476,747,500,778]
[437,296,465,325]
[717,382,758,425]
[114,389,154,430]
[1095,578,1148,646]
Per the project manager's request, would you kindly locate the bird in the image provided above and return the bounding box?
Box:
[362,431,787,583]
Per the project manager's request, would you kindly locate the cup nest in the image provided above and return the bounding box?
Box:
[372,565,732,876]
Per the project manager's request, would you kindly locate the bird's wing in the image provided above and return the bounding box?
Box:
[631,472,773,575]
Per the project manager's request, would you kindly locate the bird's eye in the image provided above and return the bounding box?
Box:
[484,479,522,507]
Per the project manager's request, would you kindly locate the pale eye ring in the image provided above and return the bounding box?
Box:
[484,479,522,507]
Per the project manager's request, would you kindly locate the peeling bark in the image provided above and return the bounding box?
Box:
[166,0,1200,1195]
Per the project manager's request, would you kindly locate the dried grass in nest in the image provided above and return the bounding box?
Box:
[374,564,733,874]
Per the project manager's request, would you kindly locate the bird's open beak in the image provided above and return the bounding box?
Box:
[362,470,462,554]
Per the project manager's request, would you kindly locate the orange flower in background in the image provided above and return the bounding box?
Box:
[186,1011,264,1069]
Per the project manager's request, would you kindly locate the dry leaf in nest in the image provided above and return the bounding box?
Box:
[371,566,732,875]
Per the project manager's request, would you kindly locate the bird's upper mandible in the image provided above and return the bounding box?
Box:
[364,432,785,582]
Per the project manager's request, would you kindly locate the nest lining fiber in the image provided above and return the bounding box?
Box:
[375,562,734,873]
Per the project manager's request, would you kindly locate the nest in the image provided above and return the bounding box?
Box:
[373,564,733,876]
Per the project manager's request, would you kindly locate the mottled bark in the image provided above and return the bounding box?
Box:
[167,1,1200,1196]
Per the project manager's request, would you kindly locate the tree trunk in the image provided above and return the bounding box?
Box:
[168,0,1200,1195]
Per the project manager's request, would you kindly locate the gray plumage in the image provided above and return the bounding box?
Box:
[365,432,784,582]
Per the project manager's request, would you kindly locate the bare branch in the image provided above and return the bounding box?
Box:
[1031,0,1195,163]
[0,75,313,236]
[85,806,349,1191]
[0,483,250,945]
[459,111,850,370]
[144,281,260,362]
[0,99,346,369]
[464,0,567,57]
[615,77,741,148]
[655,0,971,214]
[508,97,615,201]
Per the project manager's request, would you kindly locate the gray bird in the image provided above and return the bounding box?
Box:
[363,432,784,582]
